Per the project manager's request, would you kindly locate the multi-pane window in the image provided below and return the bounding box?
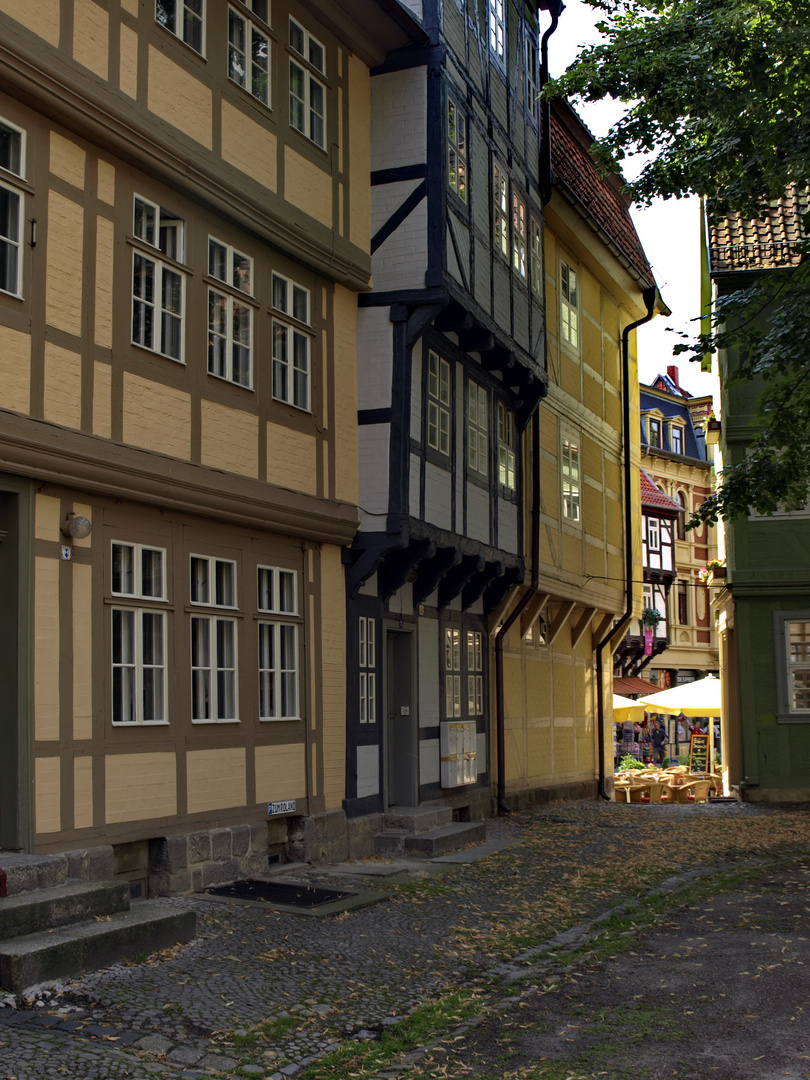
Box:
[208,238,253,388]
[648,418,661,448]
[258,566,299,720]
[489,0,505,60]
[785,620,810,714]
[671,426,683,455]
[525,35,538,123]
[190,556,237,723]
[468,381,488,477]
[562,437,580,522]
[498,403,516,490]
[359,616,377,724]
[111,543,167,726]
[466,631,484,716]
[493,161,509,259]
[289,18,326,148]
[512,191,527,278]
[0,119,24,298]
[427,350,450,456]
[447,98,467,202]
[228,5,270,105]
[677,583,689,626]
[272,272,311,410]
[531,217,542,296]
[560,261,579,349]
[132,196,185,362]
[156,0,204,55]
[445,628,461,718]
[446,628,483,718]
[647,516,660,552]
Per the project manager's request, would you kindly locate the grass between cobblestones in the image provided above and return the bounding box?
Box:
[297,805,810,1080]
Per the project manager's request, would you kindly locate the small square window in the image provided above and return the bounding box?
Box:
[190,555,237,607]
[0,119,24,178]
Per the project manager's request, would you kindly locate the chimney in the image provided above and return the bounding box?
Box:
[667,365,680,388]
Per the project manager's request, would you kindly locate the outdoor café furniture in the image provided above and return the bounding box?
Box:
[673,779,712,804]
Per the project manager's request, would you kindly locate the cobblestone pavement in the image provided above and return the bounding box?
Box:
[0,800,789,1080]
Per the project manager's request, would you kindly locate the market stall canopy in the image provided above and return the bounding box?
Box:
[637,675,721,717]
[612,693,647,722]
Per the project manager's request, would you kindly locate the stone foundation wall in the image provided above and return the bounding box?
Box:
[147,822,270,897]
[503,779,599,812]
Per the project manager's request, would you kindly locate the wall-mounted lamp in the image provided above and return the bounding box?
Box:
[61,513,92,540]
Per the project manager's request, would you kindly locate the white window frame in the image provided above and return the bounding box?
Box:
[493,160,509,260]
[647,516,660,552]
[447,96,467,203]
[498,402,516,490]
[560,260,579,350]
[525,33,538,124]
[445,627,461,718]
[190,554,237,608]
[670,425,683,455]
[562,436,581,523]
[155,0,205,55]
[191,614,238,723]
[427,350,451,456]
[111,541,167,601]
[190,554,238,723]
[466,630,484,717]
[467,380,488,478]
[112,607,168,726]
[208,239,254,389]
[289,18,326,149]
[776,613,810,719]
[0,116,25,299]
[257,566,299,721]
[272,272,311,411]
[110,540,169,727]
[359,616,377,724]
[530,216,542,296]
[131,196,186,363]
[512,190,527,279]
[228,4,270,106]
[489,0,505,61]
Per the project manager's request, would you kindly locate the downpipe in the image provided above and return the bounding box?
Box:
[595,285,658,800]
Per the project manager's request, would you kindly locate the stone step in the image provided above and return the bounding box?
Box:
[374,821,486,858]
[0,854,69,897]
[403,821,486,857]
[381,806,454,834]
[0,880,130,941]
[0,901,197,994]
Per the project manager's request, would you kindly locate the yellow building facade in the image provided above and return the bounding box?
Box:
[496,100,661,805]
[0,0,421,892]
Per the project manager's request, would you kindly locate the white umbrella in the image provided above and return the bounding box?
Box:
[612,693,647,722]
[637,675,721,717]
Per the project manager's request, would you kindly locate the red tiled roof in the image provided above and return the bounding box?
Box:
[707,184,808,273]
[640,468,681,514]
[550,99,654,289]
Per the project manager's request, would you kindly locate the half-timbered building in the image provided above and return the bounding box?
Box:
[0,0,423,893]
[344,0,547,828]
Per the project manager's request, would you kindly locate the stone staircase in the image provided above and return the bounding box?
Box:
[373,807,486,858]
[0,853,196,994]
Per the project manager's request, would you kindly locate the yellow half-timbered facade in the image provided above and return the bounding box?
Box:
[0,0,423,893]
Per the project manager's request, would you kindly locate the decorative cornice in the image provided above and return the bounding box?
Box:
[0,412,359,545]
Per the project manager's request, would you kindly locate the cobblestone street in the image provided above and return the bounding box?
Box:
[2,801,808,1080]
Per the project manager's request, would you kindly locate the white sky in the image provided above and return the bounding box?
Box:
[547,0,717,402]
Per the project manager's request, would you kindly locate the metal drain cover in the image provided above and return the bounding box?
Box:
[207,879,350,908]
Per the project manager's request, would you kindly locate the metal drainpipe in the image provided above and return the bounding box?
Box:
[594,285,658,799]
[494,1,562,815]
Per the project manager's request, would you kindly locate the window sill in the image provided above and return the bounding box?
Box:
[191,717,241,725]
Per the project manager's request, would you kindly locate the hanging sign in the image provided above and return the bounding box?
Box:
[644,626,653,656]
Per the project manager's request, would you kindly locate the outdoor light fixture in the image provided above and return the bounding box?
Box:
[61,513,92,540]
